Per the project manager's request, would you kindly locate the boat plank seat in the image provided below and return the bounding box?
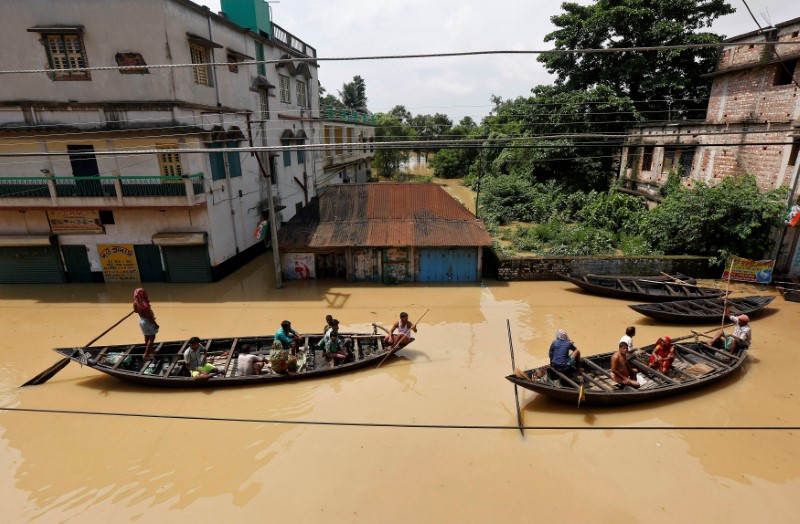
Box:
[137,342,164,374]
[222,338,239,377]
[581,371,615,391]
[548,366,581,389]
[674,343,730,369]
[163,340,190,377]
[111,345,137,370]
[582,359,636,391]
[629,356,679,385]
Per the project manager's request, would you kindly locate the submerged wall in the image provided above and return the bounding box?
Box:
[490,253,713,281]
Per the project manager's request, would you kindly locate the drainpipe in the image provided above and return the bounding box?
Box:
[246,113,283,288]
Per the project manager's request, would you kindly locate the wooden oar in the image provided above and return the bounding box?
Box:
[376,309,429,368]
[660,272,688,285]
[20,311,135,387]
[506,320,525,436]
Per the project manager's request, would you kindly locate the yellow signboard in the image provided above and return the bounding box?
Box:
[47,210,104,234]
[98,244,141,282]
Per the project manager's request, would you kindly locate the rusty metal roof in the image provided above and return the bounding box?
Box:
[278,183,492,249]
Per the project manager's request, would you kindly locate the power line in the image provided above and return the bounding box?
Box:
[2,42,798,76]
[1,407,796,432]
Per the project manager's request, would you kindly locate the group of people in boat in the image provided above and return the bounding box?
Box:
[548,309,752,389]
[131,288,419,379]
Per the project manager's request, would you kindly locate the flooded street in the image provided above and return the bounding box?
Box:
[1,256,798,522]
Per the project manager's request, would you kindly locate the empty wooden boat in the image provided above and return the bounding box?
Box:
[629,295,775,323]
[562,273,726,302]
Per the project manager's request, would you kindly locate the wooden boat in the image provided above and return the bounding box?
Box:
[562,273,727,302]
[506,336,747,406]
[629,295,775,323]
[52,331,389,388]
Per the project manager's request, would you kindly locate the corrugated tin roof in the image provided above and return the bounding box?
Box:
[278,183,492,249]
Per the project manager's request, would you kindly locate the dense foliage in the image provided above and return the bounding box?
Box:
[539,0,734,119]
[641,175,788,263]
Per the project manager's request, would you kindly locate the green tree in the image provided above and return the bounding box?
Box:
[340,75,367,111]
[483,85,639,190]
[539,0,734,119]
[318,85,345,111]
[372,113,411,179]
[641,175,788,262]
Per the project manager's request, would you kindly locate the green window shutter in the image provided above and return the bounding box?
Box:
[296,139,305,164]
[209,143,226,181]
[281,139,291,167]
[227,141,242,177]
[255,42,265,76]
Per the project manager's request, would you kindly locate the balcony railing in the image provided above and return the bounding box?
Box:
[0,173,205,200]
[271,23,317,58]
[321,106,375,125]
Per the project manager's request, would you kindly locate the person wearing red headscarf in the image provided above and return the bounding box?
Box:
[649,336,675,374]
[133,288,159,359]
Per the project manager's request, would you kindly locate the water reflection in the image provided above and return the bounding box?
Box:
[1,266,798,521]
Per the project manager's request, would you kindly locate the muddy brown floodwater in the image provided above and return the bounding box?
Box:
[1,258,798,523]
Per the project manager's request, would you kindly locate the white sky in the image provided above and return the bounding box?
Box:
[199,0,798,122]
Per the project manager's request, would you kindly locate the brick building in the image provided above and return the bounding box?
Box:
[618,17,800,275]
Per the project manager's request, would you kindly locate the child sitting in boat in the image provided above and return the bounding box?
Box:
[648,337,675,374]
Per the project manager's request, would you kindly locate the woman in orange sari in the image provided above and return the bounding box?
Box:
[649,336,674,374]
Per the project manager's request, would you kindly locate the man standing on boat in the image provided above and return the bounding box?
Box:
[709,308,751,352]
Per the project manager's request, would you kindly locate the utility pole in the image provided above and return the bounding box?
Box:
[246,113,283,288]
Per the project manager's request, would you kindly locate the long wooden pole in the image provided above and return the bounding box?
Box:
[506,319,525,437]
[20,311,135,387]
[721,258,735,330]
[376,309,429,368]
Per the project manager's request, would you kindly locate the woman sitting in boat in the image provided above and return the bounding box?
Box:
[648,337,675,374]
[549,329,581,373]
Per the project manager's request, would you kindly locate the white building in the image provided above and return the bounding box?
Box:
[0,0,374,283]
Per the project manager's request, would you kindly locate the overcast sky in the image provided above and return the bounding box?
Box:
[200,0,797,122]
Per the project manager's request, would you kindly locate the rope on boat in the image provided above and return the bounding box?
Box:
[1,407,797,431]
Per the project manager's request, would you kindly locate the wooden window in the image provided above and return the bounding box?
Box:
[324,126,333,158]
[347,127,354,154]
[281,139,292,167]
[774,60,798,86]
[45,34,90,80]
[279,75,291,103]
[295,79,307,107]
[227,53,239,73]
[157,145,184,177]
[641,146,654,171]
[259,89,269,120]
[227,142,242,178]
[209,143,226,181]
[296,139,305,164]
[190,43,211,86]
[334,127,343,156]
[789,137,800,167]
[255,41,266,76]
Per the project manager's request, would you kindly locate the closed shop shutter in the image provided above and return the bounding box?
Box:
[0,245,66,284]
[134,244,165,282]
[62,245,93,283]
[419,248,477,282]
[162,245,212,283]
